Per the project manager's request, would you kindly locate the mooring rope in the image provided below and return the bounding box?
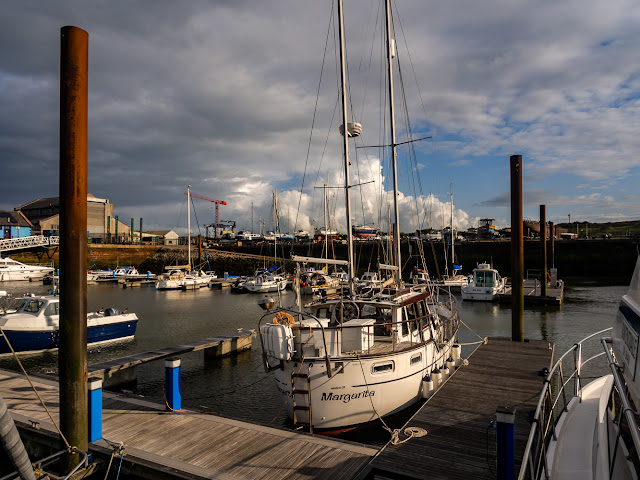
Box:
[0,325,72,451]
[355,354,427,445]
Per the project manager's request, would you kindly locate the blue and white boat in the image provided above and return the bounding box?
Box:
[0,294,138,354]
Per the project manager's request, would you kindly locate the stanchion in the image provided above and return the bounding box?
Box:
[88,378,102,442]
[496,406,515,480]
[165,358,181,411]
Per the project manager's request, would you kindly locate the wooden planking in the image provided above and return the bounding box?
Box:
[88,331,252,375]
[498,279,564,305]
[0,368,376,480]
[367,337,553,480]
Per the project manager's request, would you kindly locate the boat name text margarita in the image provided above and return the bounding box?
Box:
[321,390,375,403]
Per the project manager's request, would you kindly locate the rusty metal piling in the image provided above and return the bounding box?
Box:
[540,205,547,297]
[59,25,89,467]
[549,221,555,268]
[510,155,524,342]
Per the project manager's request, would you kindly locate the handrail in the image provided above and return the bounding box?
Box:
[602,337,640,455]
[518,327,613,480]
[258,307,333,378]
[0,235,59,252]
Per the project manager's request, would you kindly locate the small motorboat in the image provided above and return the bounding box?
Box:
[0,294,138,354]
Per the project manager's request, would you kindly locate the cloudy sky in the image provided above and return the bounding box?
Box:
[2,0,640,235]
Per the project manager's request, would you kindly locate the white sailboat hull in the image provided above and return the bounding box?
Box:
[273,339,455,430]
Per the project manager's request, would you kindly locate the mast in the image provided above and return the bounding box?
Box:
[324,180,328,264]
[385,0,401,285]
[187,185,191,270]
[450,183,454,276]
[337,0,355,289]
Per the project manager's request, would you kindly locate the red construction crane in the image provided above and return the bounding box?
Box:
[185,191,227,238]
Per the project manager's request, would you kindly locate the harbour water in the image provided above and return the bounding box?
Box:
[0,279,628,445]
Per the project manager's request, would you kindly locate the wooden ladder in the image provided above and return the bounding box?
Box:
[291,369,313,434]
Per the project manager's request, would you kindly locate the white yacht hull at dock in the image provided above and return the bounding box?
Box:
[0,257,54,282]
[244,276,287,293]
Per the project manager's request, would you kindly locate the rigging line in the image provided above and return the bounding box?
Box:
[393,0,441,206]
[293,0,335,238]
[0,325,71,450]
[189,196,212,271]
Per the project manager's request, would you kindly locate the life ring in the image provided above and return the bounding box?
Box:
[272,311,295,327]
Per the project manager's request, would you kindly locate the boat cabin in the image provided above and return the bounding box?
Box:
[471,263,500,287]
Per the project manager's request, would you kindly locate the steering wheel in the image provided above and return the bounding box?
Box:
[335,301,360,323]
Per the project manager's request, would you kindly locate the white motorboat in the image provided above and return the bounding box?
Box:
[461,262,507,301]
[183,270,216,288]
[155,268,188,290]
[0,257,54,282]
[258,0,460,433]
[86,269,113,281]
[519,255,640,478]
[244,273,287,293]
[0,294,138,354]
[111,266,156,280]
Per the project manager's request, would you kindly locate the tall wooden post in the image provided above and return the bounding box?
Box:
[540,205,547,297]
[549,222,555,268]
[510,155,524,342]
[59,25,89,466]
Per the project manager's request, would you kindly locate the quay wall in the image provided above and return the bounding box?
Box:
[12,238,639,284]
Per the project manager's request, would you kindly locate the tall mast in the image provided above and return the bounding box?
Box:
[187,185,191,270]
[337,0,355,288]
[385,0,401,285]
[324,180,328,262]
[450,183,454,275]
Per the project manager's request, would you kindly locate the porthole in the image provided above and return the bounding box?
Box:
[372,361,394,374]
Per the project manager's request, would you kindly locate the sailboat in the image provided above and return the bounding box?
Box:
[244,191,287,293]
[155,186,215,290]
[432,185,472,291]
[258,0,460,433]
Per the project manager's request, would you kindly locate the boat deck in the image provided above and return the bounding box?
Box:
[0,368,377,480]
[363,337,554,479]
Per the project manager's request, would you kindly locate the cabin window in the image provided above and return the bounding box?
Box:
[44,303,59,316]
[372,361,394,374]
[24,301,43,313]
[476,270,494,287]
[360,304,377,318]
[410,354,422,365]
[415,301,425,318]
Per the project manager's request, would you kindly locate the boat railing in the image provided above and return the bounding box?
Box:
[518,327,625,480]
[258,307,334,378]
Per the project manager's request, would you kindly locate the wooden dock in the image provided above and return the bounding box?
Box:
[362,337,554,480]
[89,332,253,387]
[0,369,377,479]
[498,279,564,305]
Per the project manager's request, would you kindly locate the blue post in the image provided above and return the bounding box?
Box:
[88,377,102,442]
[165,358,181,411]
[496,406,515,480]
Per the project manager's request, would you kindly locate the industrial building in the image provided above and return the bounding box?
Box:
[15,194,130,243]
